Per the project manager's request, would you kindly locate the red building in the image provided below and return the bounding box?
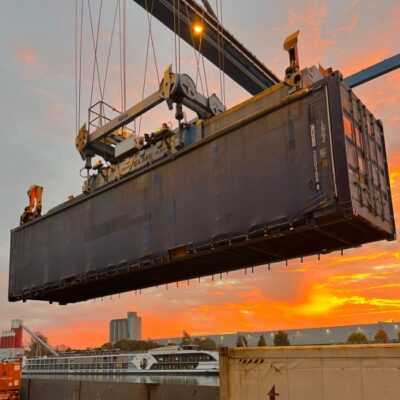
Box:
[0,320,24,359]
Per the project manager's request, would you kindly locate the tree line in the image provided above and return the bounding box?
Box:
[25,328,398,356]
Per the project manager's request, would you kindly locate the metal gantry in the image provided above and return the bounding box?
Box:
[132,0,280,95]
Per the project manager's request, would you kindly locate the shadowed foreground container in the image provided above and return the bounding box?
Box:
[219,345,400,400]
[0,360,21,400]
[9,72,395,304]
[21,379,218,400]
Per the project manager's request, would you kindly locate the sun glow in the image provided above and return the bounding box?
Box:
[193,23,204,34]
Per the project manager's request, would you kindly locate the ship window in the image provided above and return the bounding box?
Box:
[343,115,353,140]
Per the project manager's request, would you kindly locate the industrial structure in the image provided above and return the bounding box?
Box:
[156,321,400,347]
[0,319,59,359]
[0,320,24,359]
[109,312,142,344]
[8,0,399,306]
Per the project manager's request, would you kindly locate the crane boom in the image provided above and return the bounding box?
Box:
[132,0,280,95]
[345,53,400,88]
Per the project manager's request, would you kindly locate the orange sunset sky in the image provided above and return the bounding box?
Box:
[0,1,399,349]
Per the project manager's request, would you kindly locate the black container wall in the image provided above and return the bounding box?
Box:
[9,73,395,304]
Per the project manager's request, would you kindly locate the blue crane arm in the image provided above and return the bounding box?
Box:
[131,0,280,95]
[344,53,400,88]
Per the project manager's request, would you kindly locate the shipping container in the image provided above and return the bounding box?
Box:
[219,345,400,400]
[0,393,19,400]
[0,360,21,399]
[9,72,395,304]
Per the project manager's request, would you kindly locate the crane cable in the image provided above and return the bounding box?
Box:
[173,0,181,74]
[119,0,127,113]
[184,0,209,96]
[215,0,225,105]
[118,0,126,118]
[138,0,160,134]
[220,0,226,105]
[87,0,104,118]
[144,0,160,83]
[75,0,128,136]
[75,0,84,137]
[103,0,120,103]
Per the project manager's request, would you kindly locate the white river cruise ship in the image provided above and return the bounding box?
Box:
[23,346,219,375]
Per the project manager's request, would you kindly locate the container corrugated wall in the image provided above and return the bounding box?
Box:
[219,345,400,400]
[9,72,395,304]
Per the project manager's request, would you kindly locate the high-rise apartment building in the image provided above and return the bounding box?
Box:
[109,312,142,344]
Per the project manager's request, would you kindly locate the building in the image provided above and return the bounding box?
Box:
[109,312,142,344]
[0,319,25,359]
[155,321,400,347]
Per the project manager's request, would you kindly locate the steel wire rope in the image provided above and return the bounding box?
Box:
[118,0,124,114]
[123,0,127,112]
[201,51,209,98]
[183,0,207,95]
[88,0,104,124]
[199,4,209,97]
[215,0,222,104]
[219,0,225,105]
[138,0,160,135]
[118,0,130,132]
[215,0,225,105]
[75,0,84,137]
[178,0,181,74]
[173,0,178,72]
[75,0,78,136]
[144,0,160,83]
[102,0,120,102]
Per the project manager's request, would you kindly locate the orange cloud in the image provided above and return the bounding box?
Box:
[14,49,35,65]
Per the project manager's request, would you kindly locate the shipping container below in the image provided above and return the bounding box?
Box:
[219,345,400,400]
[0,360,21,397]
[9,72,395,304]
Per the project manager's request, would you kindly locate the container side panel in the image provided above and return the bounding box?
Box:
[9,74,395,303]
[327,73,351,207]
[219,345,400,400]
[9,88,336,301]
[340,82,395,236]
